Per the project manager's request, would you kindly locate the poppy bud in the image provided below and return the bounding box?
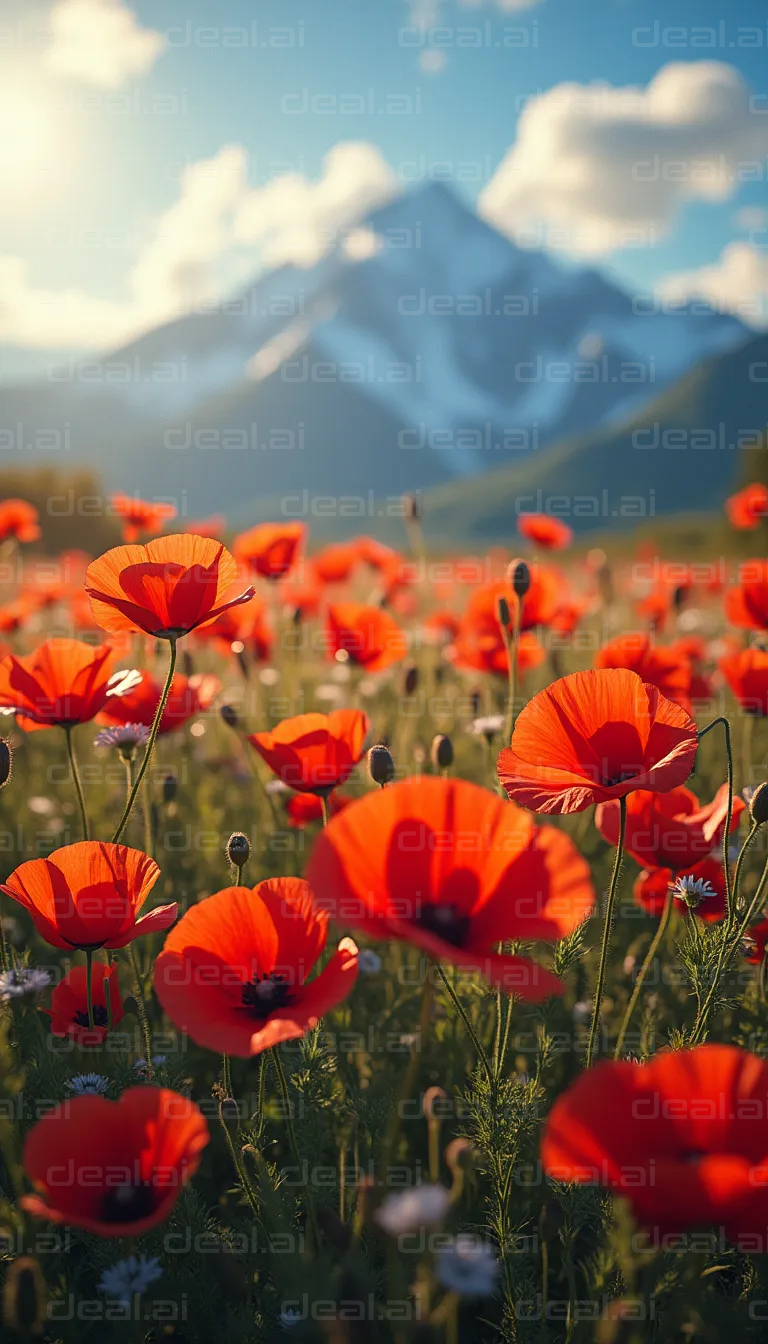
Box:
[0,739,12,789]
[496,594,510,628]
[404,662,419,695]
[430,734,453,771]
[470,689,482,717]
[226,831,250,875]
[403,493,422,521]
[3,1255,46,1336]
[672,585,686,611]
[162,773,177,803]
[291,605,303,627]
[506,558,531,599]
[750,782,768,826]
[182,650,194,678]
[220,704,239,730]
[368,744,395,787]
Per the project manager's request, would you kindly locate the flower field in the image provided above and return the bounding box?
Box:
[1,491,768,1342]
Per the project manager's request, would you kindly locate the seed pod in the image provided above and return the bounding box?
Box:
[506,558,531,599]
[368,743,395,787]
[162,773,178,803]
[3,1256,46,1336]
[0,739,12,789]
[226,831,250,875]
[430,734,453,771]
[220,704,239,730]
[750,782,768,826]
[403,493,422,521]
[182,650,194,678]
[470,688,482,717]
[496,594,510,628]
[403,662,419,695]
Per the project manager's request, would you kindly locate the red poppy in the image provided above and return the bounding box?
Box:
[0,595,42,633]
[634,857,727,923]
[595,784,743,870]
[21,1086,208,1236]
[312,542,360,585]
[285,791,352,827]
[234,522,305,580]
[280,566,323,621]
[98,670,221,735]
[306,776,595,999]
[449,613,545,679]
[356,537,399,571]
[1,842,176,951]
[184,513,226,538]
[193,594,273,662]
[326,603,407,671]
[154,878,359,1056]
[541,1045,768,1238]
[720,647,768,715]
[726,483,768,531]
[744,920,768,964]
[518,514,573,550]
[0,499,40,544]
[109,495,177,543]
[248,709,369,793]
[595,633,693,710]
[44,962,124,1045]
[0,639,118,731]
[85,536,255,639]
[497,668,699,815]
[465,568,564,634]
[421,610,461,645]
[725,561,768,631]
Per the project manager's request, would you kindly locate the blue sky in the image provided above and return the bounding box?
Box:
[2,0,768,367]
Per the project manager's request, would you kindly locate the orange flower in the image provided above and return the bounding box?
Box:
[44,962,124,1045]
[595,633,692,710]
[234,522,306,580]
[109,494,177,543]
[449,612,545,679]
[98,669,220,735]
[312,542,360,585]
[725,561,768,631]
[22,1087,208,1236]
[518,514,573,550]
[497,668,698,814]
[356,537,399,570]
[285,791,352,827]
[726,482,768,530]
[596,784,743,870]
[1,841,176,950]
[248,709,369,793]
[184,513,226,537]
[154,878,359,1056]
[85,535,255,639]
[0,498,40,544]
[306,776,595,998]
[720,646,768,715]
[326,602,407,671]
[0,639,118,730]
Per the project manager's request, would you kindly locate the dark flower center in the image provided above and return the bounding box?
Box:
[603,771,638,788]
[73,1006,109,1028]
[416,902,471,949]
[241,974,294,1019]
[101,1182,156,1224]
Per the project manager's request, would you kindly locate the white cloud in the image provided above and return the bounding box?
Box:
[734,206,768,233]
[658,242,768,329]
[43,0,165,89]
[479,62,768,257]
[0,142,401,350]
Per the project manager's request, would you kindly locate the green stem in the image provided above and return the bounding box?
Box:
[743,712,755,793]
[65,726,90,841]
[112,637,177,844]
[128,941,154,1079]
[436,963,493,1087]
[698,716,734,910]
[271,1046,321,1249]
[503,596,524,747]
[586,795,626,1068]
[142,773,154,858]
[85,948,95,1030]
[320,793,329,828]
[614,884,674,1060]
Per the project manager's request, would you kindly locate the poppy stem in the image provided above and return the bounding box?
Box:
[697,715,734,908]
[743,711,755,793]
[692,835,768,1043]
[271,1046,321,1249]
[503,595,524,747]
[128,941,154,1080]
[85,948,95,1030]
[586,795,626,1068]
[64,726,89,841]
[112,637,177,845]
[613,883,674,1060]
[436,964,493,1088]
[320,794,329,827]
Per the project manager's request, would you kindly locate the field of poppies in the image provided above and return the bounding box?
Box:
[2,487,768,1342]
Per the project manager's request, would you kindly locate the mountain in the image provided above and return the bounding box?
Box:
[0,182,750,522]
[419,329,768,546]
